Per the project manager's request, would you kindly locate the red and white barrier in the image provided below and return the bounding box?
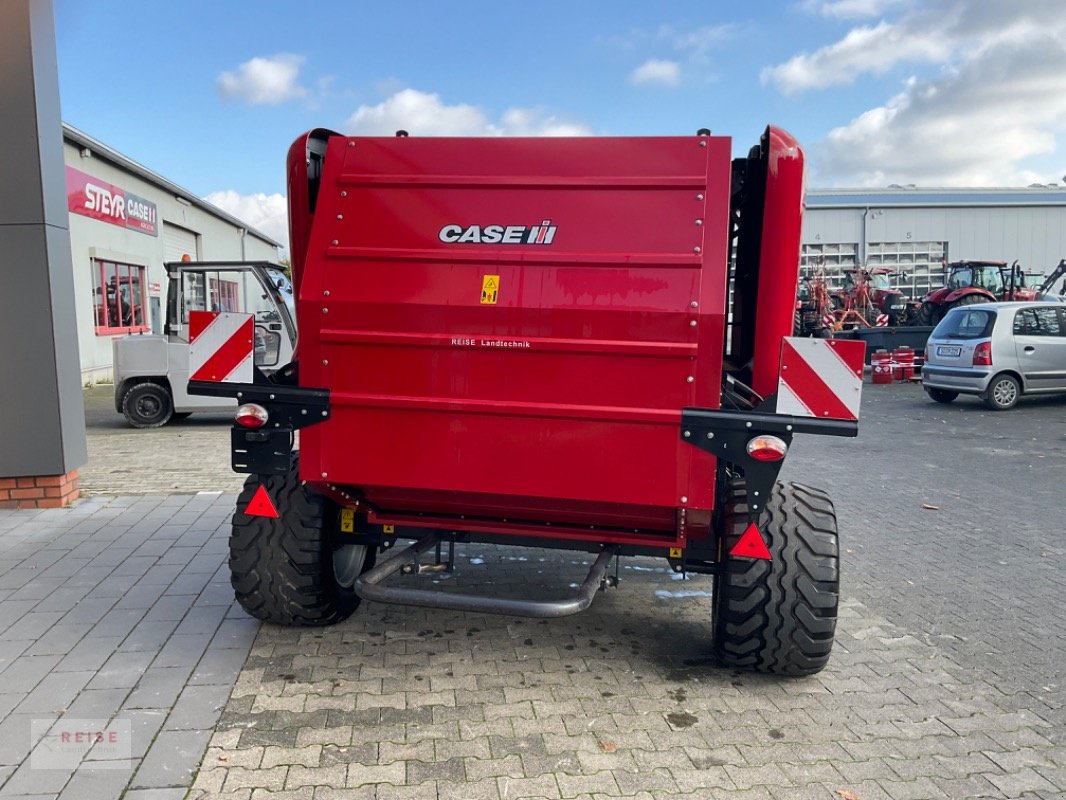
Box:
[189,311,254,383]
[776,337,864,421]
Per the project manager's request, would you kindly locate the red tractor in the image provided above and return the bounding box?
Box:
[189,126,865,676]
[914,260,1036,325]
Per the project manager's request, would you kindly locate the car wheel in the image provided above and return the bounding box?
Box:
[122,382,174,428]
[925,387,958,404]
[984,374,1020,411]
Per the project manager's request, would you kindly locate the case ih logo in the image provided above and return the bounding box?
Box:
[439,220,557,245]
[66,166,158,236]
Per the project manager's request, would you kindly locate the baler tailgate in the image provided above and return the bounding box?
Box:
[298,135,736,529]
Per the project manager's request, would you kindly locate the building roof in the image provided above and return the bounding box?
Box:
[62,124,282,248]
[807,186,1066,209]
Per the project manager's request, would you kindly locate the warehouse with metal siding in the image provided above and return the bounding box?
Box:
[802,188,1066,297]
[62,124,281,383]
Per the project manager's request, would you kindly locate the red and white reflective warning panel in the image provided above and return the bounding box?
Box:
[189,311,254,383]
[776,337,865,421]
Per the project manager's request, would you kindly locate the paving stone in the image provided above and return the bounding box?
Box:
[163,682,233,731]
[130,728,212,788]
[14,670,94,715]
[123,665,195,709]
[346,761,406,787]
[55,760,133,800]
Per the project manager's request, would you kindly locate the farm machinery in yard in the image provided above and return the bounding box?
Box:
[189,127,865,676]
[794,267,916,337]
[913,260,1038,326]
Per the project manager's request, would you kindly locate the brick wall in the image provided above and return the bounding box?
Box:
[0,469,79,509]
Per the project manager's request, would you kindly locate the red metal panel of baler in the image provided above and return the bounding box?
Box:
[297,135,731,532]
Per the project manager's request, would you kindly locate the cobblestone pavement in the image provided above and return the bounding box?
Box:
[80,384,243,496]
[0,381,1061,799]
[190,383,1066,800]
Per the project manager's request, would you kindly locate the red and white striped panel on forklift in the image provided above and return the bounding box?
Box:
[189,310,255,383]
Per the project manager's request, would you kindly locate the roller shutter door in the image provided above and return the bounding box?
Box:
[163,223,198,263]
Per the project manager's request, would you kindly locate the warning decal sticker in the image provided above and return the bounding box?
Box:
[481,275,500,305]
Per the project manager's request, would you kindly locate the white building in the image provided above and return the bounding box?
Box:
[63,124,280,383]
[803,187,1066,297]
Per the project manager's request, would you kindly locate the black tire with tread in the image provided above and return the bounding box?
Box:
[230,460,375,626]
[122,382,173,428]
[925,387,958,404]
[914,301,938,326]
[713,480,839,676]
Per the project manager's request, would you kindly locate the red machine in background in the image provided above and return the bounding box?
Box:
[190,127,864,676]
[913,259,1036,325]
[831,267,914,327]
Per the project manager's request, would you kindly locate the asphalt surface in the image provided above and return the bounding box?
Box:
[0,378,1061,799]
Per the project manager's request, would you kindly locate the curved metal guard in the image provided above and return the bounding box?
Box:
[354,534,617,618]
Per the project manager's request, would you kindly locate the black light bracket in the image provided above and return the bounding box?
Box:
[680,403,857,523]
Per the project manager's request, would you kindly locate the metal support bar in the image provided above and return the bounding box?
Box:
[354,534,618,618]
[680,406,857,524]
[187,379,330,431]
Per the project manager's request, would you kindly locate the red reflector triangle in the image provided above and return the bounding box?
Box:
[730,522,772,560]
[245,485,279,518]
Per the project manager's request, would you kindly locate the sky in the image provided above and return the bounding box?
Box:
[53,0,1066,253]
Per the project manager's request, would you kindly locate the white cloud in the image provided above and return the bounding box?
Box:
[345,89,592,137]
[803,3,1066,186]
[204,190,289,255]
[801,0,912,19]
[217,54,307,105]
[761,20,948,93]
[629,59,681,87]
[674,25,734,57]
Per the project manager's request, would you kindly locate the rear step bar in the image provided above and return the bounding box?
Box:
[354,534,618,618]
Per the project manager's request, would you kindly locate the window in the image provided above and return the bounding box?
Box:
[866,241,948,297]
[92,260,148,334]
[800,243,858,289]
[934,309,996,339]
[1013,308,1064,337]
[176,267,286,367]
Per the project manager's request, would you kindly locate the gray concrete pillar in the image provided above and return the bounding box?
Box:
[0,0,87,507]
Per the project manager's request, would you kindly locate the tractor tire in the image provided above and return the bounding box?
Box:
[984,373,1020,411]
[713,480,839,676]
[230,458,376,626]
[122,382,174,428]
[793,311,802,336]
[914,301,938,327]
[925,387,958,404]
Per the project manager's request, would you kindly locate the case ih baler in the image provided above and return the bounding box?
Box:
[190,127,864,676]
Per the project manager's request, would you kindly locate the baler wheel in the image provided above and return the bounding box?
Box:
[230,459,375,626]
[712,480,839,676]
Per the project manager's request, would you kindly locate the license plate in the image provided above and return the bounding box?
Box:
[937,345,962,357]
